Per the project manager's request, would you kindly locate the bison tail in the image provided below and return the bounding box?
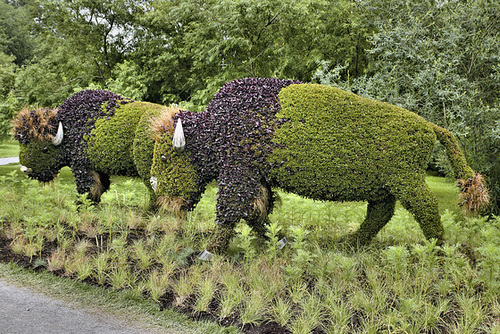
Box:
[457,174,490,215]
[432,124,489,215]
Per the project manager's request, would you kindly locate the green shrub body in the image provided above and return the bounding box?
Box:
[18,139,64,182]
[150,79,480,252]
[86,100,165,206]
[86,102,144,176]
[150,137,201,210]
[270,84,446,200]
[133,104,166,201]
[87,101,164,178]
[268,84,476,247]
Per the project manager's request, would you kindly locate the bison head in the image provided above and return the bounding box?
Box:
[149,108,200,215]
[12,108,65,183]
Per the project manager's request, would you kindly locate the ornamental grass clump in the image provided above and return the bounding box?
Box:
[194,275,217,313]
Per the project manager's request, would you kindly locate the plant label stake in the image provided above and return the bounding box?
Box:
[278,237,287,249]
[198,249,213,261]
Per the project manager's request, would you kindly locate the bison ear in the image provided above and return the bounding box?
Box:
[52,122,64,146]
[172,119,186,153]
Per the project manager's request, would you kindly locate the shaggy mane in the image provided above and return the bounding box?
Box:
[253,185,270,219]
[156,195,186,218]
[150,106,184,142]
[12,107,58,143]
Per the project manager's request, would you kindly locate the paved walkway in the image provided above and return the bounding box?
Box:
[0,157,19,165]
[0,280,163,334]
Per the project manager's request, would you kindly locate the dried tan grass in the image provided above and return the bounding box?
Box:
[150,106,183,142]
[12,107,58,142]
[89,170,105,202]
[458,173,490,215]
[253,186,270,220]
[156,195,186,218]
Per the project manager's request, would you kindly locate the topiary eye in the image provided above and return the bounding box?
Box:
[42,146,49,153]
[161,155,167,162]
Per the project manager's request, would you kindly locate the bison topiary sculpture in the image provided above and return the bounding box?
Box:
[149,78,488,253]
[12,89,176,208]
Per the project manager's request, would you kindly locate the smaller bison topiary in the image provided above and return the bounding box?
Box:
[149,78,488,253]
[12,89,176,208]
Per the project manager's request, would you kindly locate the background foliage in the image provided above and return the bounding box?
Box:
[0,0,499,213]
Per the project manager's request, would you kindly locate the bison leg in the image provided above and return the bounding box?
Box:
[396,176,445,245]
[348,195,396,247]
[246,184,275,238]
[144,182,158,212]
[208,168,269,253]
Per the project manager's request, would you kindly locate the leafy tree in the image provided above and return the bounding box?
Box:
[139,0,371,106]
[0,1,33,137]
[0,1,33,65]
[106,60,147,100]
[315,0,500,214]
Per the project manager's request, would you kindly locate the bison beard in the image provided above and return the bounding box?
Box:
[156,195,186,218]
[88,171,111,203]
[252,185,271,220]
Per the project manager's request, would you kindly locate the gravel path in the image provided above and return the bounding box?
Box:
[0,280,163,334]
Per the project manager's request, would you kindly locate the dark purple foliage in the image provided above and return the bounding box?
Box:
[55,90,132,194]
[177,78,301,228]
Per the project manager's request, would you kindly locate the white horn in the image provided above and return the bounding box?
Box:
[52,122,64,146]
[150,176,158,192]
[20,166,32,174]
[172,119,186,153]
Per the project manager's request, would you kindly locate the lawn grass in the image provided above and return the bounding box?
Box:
[1,151,499,333]
[0,139,19,158]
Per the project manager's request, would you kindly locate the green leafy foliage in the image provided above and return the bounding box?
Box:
[18,139,63,182]
[132,103,166,206]
[86,101,158,176]
[150,135,200,205]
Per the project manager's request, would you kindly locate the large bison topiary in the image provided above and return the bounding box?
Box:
[12,89,176,208]
[149,78,488,253]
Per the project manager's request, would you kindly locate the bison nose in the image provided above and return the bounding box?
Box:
[150,176,158,192]
[20,166,32,175]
